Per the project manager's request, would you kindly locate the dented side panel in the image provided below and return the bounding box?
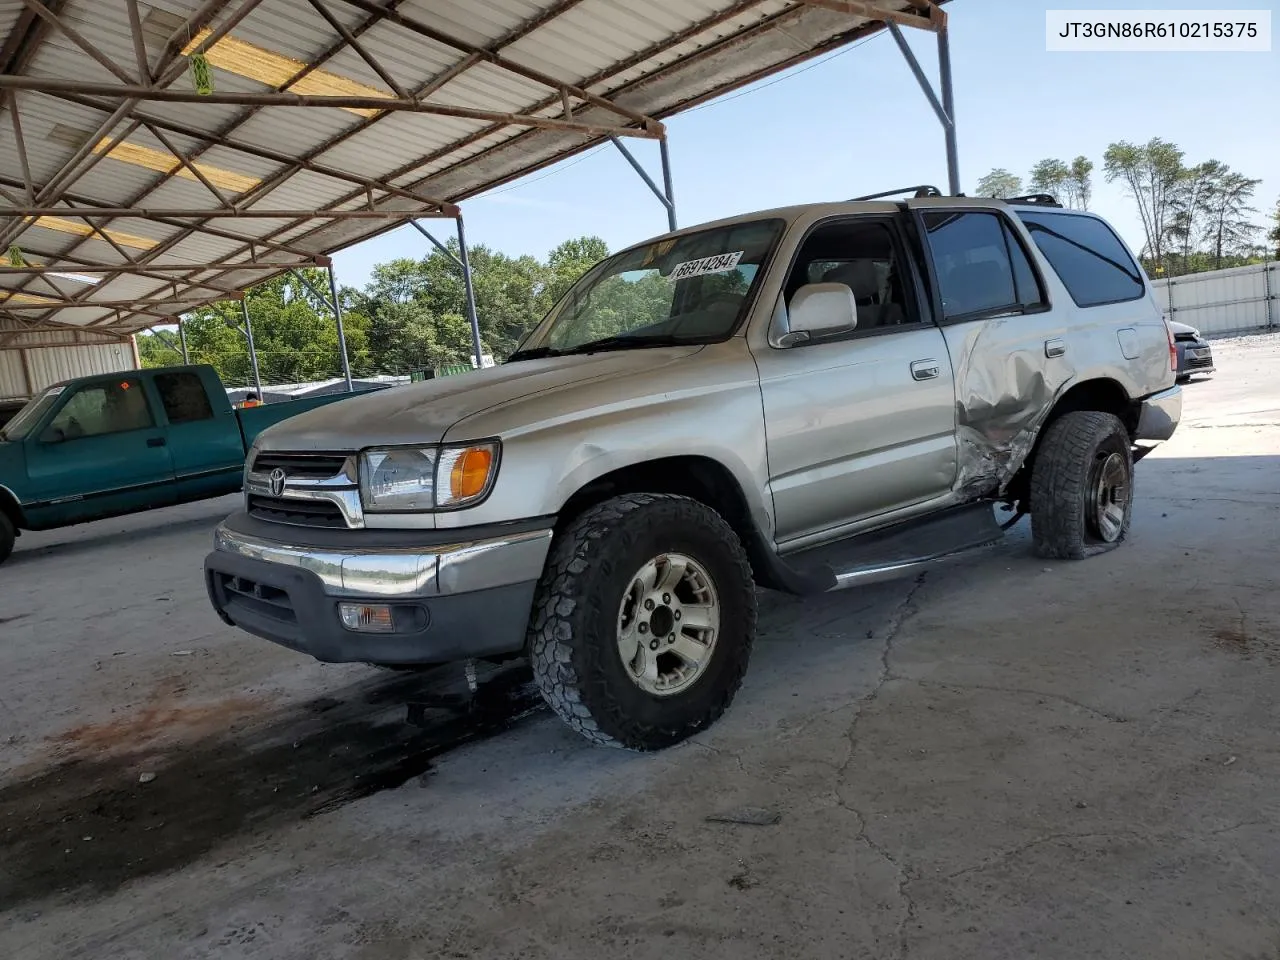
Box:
[935,208,1174,498]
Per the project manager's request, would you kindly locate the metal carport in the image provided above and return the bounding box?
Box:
[0,0,957,392]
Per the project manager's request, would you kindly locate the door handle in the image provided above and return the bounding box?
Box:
[147,437,167,448]
[1045,338,1067,358]
[910,359,940,381]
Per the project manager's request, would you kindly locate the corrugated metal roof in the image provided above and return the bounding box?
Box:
[0,0,948,335]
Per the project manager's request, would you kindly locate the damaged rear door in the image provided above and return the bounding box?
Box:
[907,200,1074,497]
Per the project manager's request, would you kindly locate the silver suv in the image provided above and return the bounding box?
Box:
[205,192,1182,750]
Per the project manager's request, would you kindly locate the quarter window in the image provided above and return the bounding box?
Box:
[922,211,1046,320]
[1018,211,1146,307]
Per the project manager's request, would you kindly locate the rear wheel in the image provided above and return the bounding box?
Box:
[529,493,756,750]
[0,512,14,566]
[1030,411,1133,560]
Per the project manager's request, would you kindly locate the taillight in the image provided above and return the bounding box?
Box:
[1165,320,1176,371]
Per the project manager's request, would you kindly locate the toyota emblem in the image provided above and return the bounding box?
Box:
[269,467,287,497]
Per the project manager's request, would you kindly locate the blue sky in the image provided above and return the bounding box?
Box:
[332,0,1278,289]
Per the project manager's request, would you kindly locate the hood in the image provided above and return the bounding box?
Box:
[256,346,705,451]
[1167,320,1198,336]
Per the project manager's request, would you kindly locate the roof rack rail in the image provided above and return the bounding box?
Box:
[849,185,943,202]
[1002,193,1063,207]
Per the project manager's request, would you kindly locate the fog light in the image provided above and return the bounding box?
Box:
[339,602,394,633]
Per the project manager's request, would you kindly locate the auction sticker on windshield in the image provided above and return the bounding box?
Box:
[669,251,744,281]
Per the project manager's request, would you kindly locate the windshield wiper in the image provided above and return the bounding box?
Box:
[506,345,564,362]
[560,334,691,355]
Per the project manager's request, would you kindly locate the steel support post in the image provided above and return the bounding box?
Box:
[178,318,189,364]
[937,22,960,197]
[659,137,677,232]
[611,136,677,231]
[327,263,354,391]
[455,216,485,368]
[241,298,262,399]
[887,21,960,196]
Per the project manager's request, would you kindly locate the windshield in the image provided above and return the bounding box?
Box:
[511,219,785,358]
[1,385,64,441]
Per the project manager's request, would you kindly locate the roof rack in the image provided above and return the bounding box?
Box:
[1002,193,1063,207]
[849,185,943,202]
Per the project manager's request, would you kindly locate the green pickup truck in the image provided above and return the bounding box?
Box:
[0,364,358,564]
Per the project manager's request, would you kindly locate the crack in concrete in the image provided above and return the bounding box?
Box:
[900,678,1129,724]
[831,572,928,959]
[941,831,1146,881]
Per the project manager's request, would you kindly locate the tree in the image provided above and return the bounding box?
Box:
[1103,138,1184,275]
[1270,197,1280,259]
[975,168,1023,199]
[1202,169,1261,269]
[1167,160,1222,275]
[1068,155,1093,210]
[1028,158,1069,200]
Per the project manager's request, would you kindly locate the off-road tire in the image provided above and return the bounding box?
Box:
[529,493,756,751]
[1030,410,1133,560]
[0,512,14,566]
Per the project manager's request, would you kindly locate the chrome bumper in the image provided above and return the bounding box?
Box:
[212,523,553,599]
[1135,385,1182,442]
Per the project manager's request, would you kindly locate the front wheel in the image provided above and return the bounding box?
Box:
[529,493,757,750]
[1030,410,1134,560]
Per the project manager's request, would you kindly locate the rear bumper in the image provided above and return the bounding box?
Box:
[204,513,552,664]
[1135,385,1182,442]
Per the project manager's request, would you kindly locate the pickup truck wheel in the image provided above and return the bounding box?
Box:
[529,493,756,751]
[1030,411,1133,560]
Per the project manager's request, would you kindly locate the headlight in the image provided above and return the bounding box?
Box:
[359,442,499,512]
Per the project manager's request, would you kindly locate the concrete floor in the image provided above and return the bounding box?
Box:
[2,335,1278,959]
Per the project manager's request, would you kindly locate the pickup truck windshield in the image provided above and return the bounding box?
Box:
[510,218,784,359]
[0,385,63,441]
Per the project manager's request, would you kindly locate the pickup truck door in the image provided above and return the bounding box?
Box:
[23,374,176,526]
[151,368,246,501]
[752,214,958,547]
[906,200,1073,495]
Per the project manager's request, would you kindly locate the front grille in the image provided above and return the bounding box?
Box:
[215,572,296,624]
[1188,356,1214,369]
[252,451,348,480]
[248,494,346,528]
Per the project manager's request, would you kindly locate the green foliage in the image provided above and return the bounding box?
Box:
[974,168,1023,199]
[136,238,610,386]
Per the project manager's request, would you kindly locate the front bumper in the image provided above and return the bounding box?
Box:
[1178,341,1215,376]
[205,513,553,665]
[1135,385,1183,442]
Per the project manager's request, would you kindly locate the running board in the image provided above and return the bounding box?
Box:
[769,502,1005,596]
[827,541,997,591]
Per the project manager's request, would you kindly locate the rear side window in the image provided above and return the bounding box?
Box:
[155,371,214,424]
[1018,212,1145,307]
[921,211,1045,320]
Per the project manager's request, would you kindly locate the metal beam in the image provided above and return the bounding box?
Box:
[306,0,408,98]
[18,0,138,85]
[334,0,663,133]
[0,76,662,139]
[2,206,448,220]
[0,259,315,275]
[791,0,938,31]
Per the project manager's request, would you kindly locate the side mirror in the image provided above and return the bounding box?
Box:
[781,283,858,346]
[40,427,66,444]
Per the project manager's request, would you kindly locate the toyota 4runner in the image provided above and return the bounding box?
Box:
[205,191,1182,750]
